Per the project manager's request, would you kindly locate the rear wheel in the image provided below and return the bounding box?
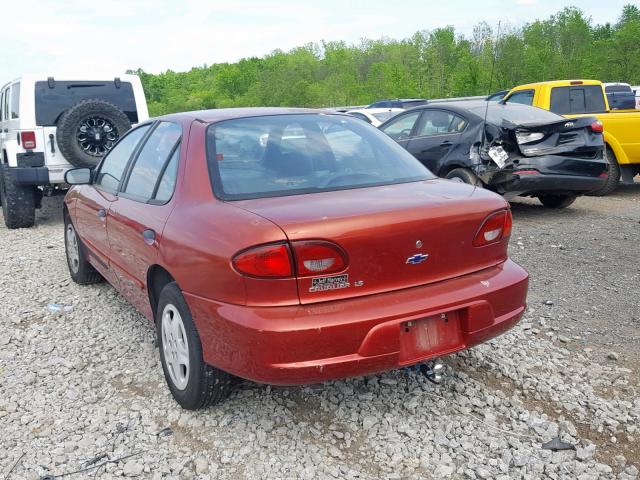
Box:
[0,166,36,229]
[587,146,620,196]
[445,168,482,186]
[157,282,232,409]
[538,193,578,209]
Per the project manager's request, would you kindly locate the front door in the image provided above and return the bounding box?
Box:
[75,123,152,284]
[107,121,182,318]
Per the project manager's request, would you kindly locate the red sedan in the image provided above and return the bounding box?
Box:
[63,108,528,409]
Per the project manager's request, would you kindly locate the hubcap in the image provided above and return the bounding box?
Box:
[77,116,118,157]
[65,224,80,273]
[161,304,190,390]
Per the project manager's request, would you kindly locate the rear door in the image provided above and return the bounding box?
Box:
[75,123,151,284]
[107,121,182,318]
[405,109,467,173]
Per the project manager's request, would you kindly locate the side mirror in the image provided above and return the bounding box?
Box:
[65,168,92,185]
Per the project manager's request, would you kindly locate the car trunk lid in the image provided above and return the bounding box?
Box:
[233,180,510,304]
[514,116,603,159]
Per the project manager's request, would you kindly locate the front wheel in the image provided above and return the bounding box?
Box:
[64,214,102,284]
[538,193,578,209]
[157,282,232,409]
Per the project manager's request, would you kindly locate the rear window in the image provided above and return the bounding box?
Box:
[206,114,433,200]
[371,111,398,122]
[402,100,427,109]
[549,86,606,115]
[605,84,632,93]
[469,103,564,126]
[34,80,138,126]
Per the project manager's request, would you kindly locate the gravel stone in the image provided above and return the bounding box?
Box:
[1,193,639,479]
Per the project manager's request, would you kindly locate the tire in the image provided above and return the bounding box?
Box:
[538,193,578,209]
[157,282,232,409]
[0,165,36,229]
[445,168,482,186]
[64,213,102,284]
[587,146,620,197]
[56,99,132,168]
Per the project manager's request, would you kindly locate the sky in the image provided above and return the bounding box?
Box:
[0,0,631,85]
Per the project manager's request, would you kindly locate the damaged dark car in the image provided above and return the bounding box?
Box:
[379,101,608,208]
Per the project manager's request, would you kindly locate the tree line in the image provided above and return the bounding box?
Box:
[129,5,640,116]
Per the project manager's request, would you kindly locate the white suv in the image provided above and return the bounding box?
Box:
[0,74,148,228]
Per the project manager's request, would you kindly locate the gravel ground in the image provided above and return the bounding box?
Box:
[1,187,639,480]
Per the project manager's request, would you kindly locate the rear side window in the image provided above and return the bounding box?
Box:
[416,111,466,136]
[123,122,181,202]
[549,86,606,114]
[34,80,138,126]
[207,114,431,200]
[94,124,150,192]
[506,90,534,106]
[349,112,371,123]
[10,83,20,119]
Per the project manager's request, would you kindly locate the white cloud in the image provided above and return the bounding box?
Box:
[0,0,629,84]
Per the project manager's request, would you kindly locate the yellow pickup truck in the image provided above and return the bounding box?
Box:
[504,80,640,195]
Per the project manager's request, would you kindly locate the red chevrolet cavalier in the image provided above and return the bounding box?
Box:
[63,108,528,409]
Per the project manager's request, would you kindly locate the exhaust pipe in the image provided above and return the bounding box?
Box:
[419,359,445,384]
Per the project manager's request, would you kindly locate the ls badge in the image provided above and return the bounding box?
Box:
[406,253,429,265]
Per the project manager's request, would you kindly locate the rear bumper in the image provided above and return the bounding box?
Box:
[504,172,607,196]
[185,259,529,385]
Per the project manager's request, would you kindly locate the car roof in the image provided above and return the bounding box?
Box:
[348,108,403,114]
[1,73,141,89]
[159,107,338,124]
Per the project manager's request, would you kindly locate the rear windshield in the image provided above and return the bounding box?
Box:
[372,111,398,122]
[605,84,632,93]
[206,114,433,200]
[549,86,606,115]
[34,80,138,126]
[469,103,564,127]
[402,100,427,108]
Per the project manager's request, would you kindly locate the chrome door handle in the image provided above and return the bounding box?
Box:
[142,229,156,246]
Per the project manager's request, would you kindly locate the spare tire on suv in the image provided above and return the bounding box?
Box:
[56,99,132,168]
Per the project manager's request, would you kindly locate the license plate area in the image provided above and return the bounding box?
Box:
[398,311,462,364]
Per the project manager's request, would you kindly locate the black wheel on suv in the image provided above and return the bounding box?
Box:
[56,99,132,168]
[587,146,620,197]
[0,165,36,229]
[538,193,578,209]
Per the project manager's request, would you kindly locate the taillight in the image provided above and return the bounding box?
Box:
[292,241,347,277]
[513,169,539,175]
[473,210,512,247]
[21,131,36,150]
[590,121,603,133]
[232,243,292,278]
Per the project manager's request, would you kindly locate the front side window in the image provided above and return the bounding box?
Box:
[506,89,534,106]
[94,124,150,192]
[349,112,372,123]
[416,111,466,136]
[207,114,432,200]
[379,111,421,140]
[10,83,20,119]
[123,122,181,201]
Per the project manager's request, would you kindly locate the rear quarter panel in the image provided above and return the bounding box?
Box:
[160,120,298,307]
